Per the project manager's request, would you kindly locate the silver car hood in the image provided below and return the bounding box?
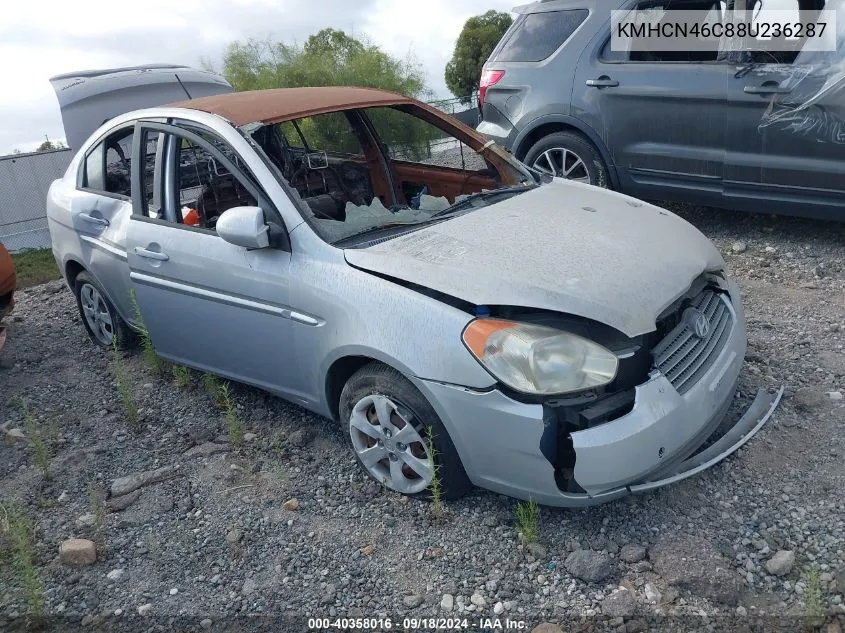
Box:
[344,181,725,337]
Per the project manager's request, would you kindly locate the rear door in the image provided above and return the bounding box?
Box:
[572,0,731,204]
[71,125,140,322]
[125,120,298,394]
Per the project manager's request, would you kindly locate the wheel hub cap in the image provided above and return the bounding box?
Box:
[80,283,114,346]
[348,394,434,495]
[532,148,591,183]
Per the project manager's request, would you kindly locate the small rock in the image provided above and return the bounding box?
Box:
[471,592,486,607]
[226,529,243,544]
[736,606,748,617]
[620,544,647,563]
[602,588,634,617]
[169,588,178,596]
[75,513,97,529]
[828,621,842,633]
[564,549,614,583]
[360,544,374,556]
[764,246,777,254]
[243,432,257,442]
[526,542,547,559]
[765,550,795,577]
[403,595,423,608]
[106,569,125,581]
[242,578,257,595]
[288,429,313,447]
[57,491,69,503]
[644,582,662,604]
[137,603,152,617]
[59,539,97,565]
[828,391,843,401]
[200,619,213,630]
[105,490,141,512]
[441,594,454,611]
[494,601,504,615]
[283,498,299,511]
[111,465,178,497]
[4,427,25,441]
[531,624,564,633]
[731,241,748,253]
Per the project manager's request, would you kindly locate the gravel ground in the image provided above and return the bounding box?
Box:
[1,204,844,633]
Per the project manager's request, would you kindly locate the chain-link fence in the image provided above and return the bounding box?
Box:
[0,148,72,252]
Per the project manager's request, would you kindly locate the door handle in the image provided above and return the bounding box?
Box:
[744,83,792,95]
[586,76,619,88]
[134,247,169,261]
[79,213,110,227]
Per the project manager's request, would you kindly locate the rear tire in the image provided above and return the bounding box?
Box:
[524,131,609,188]
[339,362,472,501]
[74,271,133,349]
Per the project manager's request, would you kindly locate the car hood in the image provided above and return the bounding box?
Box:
[344,180,725,337]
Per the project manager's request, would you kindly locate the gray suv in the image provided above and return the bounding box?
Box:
[477,0,844,221]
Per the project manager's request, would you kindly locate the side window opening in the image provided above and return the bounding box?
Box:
[139,127,258,231]
[251,105,527,244]
[491,9,589,62]
[79,127,134,197]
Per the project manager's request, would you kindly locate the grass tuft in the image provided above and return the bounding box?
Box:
[219,383,244,447]
[425,426,443,518]
[1,501,45,623]
[172,364,192,389]
[803,570,825,631]
[516,498,539,544]
[10,248,60,290]
[112,340,143,434]
[129,288,164,375]
[203,373,225,408]
[17,400,52,481]
[87,481,107,554]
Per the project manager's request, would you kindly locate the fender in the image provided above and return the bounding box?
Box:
[513,114,620,190]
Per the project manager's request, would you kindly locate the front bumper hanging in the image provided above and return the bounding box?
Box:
[629,386,784,494]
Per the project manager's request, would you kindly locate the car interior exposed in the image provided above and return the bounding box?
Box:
[250,104,527,242]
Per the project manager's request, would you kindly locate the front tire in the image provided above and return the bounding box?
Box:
[74,271,132,349]
[524,131,609,187]
[339,363,472,500]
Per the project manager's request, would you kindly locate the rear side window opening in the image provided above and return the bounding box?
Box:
[491,9,589,62]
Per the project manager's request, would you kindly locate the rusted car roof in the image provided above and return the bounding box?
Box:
[168,87,415,126]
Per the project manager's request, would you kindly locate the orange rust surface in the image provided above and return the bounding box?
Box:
[0,243,15,298]
[168,87,415,127]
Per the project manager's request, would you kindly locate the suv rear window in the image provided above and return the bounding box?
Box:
[491,9,588,62]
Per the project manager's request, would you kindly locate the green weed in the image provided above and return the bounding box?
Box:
[112,340,142,433]
[516,499,539,544]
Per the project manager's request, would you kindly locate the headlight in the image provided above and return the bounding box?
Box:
[462,319,619,395]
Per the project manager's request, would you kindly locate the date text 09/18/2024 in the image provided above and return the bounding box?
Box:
[308,617,530,630]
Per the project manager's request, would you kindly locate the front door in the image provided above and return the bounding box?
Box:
[125,120,297,395]
[572,0,731,204]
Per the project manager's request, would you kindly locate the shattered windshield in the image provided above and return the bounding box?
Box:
[250,105,534,245]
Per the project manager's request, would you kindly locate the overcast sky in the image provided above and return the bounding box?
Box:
[0,0,515,155]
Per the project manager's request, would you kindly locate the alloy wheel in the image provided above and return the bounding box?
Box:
[79,283,114,346]
[348,394,433,494]
[532,147,591,183]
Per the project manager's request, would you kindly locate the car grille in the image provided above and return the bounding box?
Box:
[652,290,734,395]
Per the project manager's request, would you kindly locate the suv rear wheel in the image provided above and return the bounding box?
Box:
[525,131,608,188]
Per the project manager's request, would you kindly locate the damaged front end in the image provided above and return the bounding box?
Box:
[421,271,782,507]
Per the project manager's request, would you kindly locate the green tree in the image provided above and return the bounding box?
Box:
[220,29,436,160]
[221,28,428,98]
[445,10,513,102]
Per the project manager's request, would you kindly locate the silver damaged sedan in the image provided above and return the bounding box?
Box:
[47,87,781,507]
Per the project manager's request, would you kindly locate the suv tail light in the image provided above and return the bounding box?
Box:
[479,70,505,109]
